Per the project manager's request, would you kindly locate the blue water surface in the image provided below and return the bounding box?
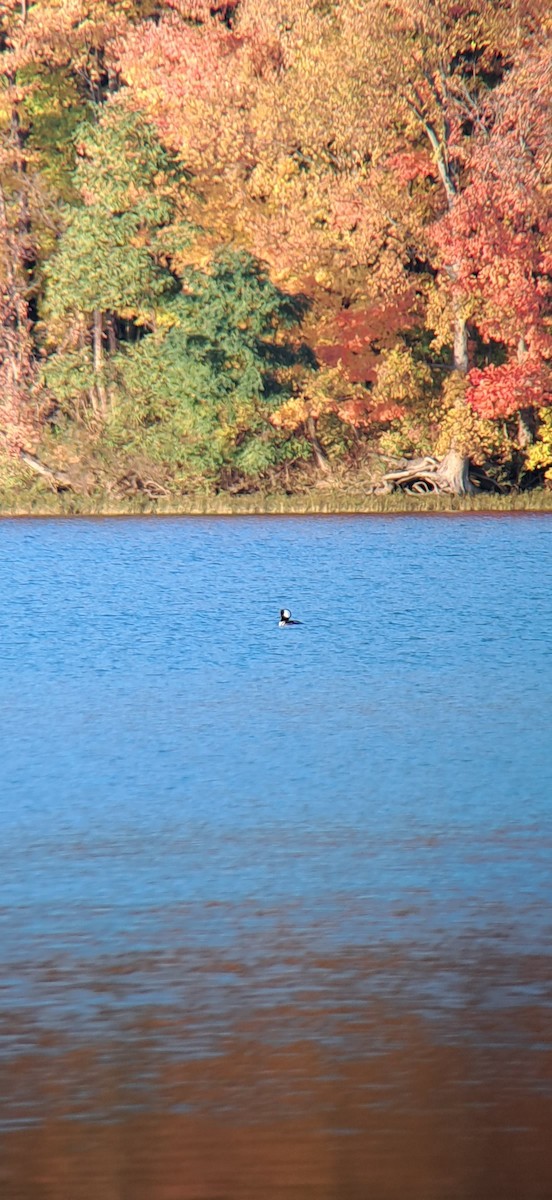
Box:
[0,515,551,1137]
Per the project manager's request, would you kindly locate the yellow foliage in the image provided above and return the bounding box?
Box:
[434,373,508,462]
[425,287,476,357]
[271,395,312,430]
[526,408,552,479]
[374,347,435,455]
[272,364,348,431]
[276,156,299,180]
[373,345,432,408]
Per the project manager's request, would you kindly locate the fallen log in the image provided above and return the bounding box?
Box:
[0,424,75,491]
[18,449,74,490]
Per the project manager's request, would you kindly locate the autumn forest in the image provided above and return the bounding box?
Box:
[0,0,551,506]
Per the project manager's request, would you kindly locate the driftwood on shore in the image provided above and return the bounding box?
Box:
[380,449,476,496]
[18,449,74,491]
[0,424,75,491]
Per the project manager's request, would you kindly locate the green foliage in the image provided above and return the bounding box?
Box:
[75,104,186,228]
[44,206,172,323]
[43,347,97,415]
[106,250,311,483]
[0,447,35,495]
[42,105,190,330]
[41,105,195,420]
[316,411,355,460]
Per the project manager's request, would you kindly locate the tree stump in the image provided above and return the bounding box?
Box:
[382,448,475,496]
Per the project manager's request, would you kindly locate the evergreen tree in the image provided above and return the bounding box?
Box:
[107,250,311,486]
[43,104,189,414]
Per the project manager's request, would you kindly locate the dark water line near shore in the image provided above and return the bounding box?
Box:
[2,504,552,521]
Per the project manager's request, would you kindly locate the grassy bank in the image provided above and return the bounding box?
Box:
[1,487,552,517]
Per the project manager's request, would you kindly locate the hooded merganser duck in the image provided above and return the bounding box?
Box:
[279,608,301,626]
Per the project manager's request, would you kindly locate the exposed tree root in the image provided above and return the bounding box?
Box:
[381,449,476,496]
[116,471,169,498]
[380,448,507,496]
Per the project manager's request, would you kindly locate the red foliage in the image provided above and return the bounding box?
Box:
[386,150,437,186]
[316,293,418,385]
[467,359,551,420]
[316,340,378,385]
[431,39,552,420]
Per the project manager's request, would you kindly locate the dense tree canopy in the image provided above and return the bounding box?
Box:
[0,0,550,498]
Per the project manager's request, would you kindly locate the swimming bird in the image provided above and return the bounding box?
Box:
[279,608,302,626]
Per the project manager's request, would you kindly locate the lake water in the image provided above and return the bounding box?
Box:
[0,514,551,1200]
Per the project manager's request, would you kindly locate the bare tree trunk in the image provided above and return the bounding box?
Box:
[306,416,331,474]
[517,409,536,448]
[0,187,20,396]
[453,312,469,374]
[92,309,108,412]
[443,310,475,491]
[516,337,535,447]
[408,86,475,494]
[93,309,103,373]
[107,314,117,356]
[438,447,474,495]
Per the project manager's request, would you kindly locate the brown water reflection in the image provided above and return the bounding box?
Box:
[1,948,551,1200]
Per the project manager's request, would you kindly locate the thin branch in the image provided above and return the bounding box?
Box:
[404,97,457,203]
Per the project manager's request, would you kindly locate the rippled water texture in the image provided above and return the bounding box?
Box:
[0,515,551,1200]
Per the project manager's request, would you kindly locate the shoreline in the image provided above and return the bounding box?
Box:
[1,489,552,518]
